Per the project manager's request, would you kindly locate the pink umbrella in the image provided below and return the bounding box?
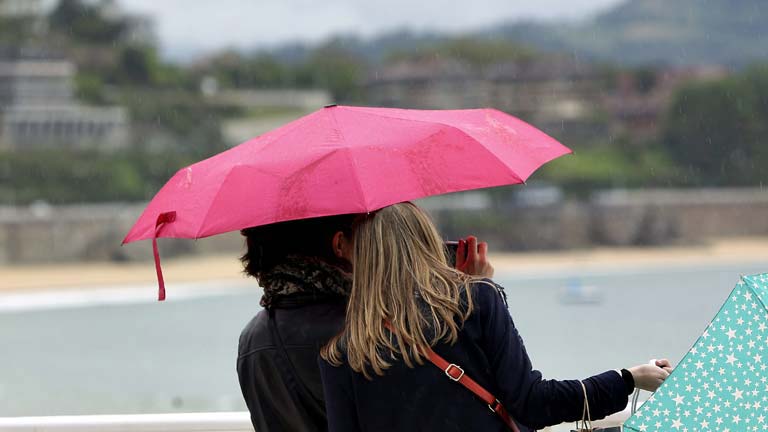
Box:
[123,105,571,299]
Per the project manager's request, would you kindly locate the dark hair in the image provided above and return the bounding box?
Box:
[240,214,358,278]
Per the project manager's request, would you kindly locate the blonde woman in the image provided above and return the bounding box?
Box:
[319,203,671,432]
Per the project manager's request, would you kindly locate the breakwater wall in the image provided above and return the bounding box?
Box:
[1,188,767,264]
[432,188,768,250]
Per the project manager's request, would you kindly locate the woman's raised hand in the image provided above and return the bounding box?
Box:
[629,359,673,392]
[455,236,494,278]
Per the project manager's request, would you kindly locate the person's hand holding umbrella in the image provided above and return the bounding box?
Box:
[624,274,768,432]
[653,358,673,374]
[454,235,674,395]
[627,359,672,392]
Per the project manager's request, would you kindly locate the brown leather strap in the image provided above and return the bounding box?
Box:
[422,345,521,432]
[384,322,520,432]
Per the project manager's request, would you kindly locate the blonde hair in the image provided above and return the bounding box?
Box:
[321,202,475,379]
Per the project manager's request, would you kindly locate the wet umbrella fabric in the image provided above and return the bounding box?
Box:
[623,273,768,432]
[122,105,571,299]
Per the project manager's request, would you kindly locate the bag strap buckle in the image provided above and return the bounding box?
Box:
[488,398,503,413]
[444,363,465,381]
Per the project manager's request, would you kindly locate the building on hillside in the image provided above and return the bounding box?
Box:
[0,0,48,36]
[200,82,332,145]
[203,86,332,111]
[0,0,45,17]
[365,55,730,146]
[366,55,607,142]
[605,66,729,139]
[366,57,494,109]
[487,57,607,142]
[94,0,156,45]
[0,52,129,151]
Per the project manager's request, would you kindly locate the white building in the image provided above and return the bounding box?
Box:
[94,0,156,45]
[0,0,45,17]
[0,56,129,151]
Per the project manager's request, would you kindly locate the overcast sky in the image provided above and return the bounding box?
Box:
[115,0,624,58]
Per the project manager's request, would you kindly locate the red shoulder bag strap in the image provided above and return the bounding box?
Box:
[384,322,520,432]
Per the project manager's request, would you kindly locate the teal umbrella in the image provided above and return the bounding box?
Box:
[624,273,768,432]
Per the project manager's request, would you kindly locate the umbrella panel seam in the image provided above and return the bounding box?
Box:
[327,107,371,211]
[357,108,565,181]
[745,275,768,315]
[346,109,527,185]
[624,273,768,431]
[193,165,243,239]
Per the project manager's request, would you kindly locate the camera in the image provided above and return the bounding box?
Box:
[444,240,460,267]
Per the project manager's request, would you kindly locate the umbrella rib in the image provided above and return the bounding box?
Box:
[340,126,527,210]
[193,166,242,239]
[338,107,525,206]
[343,106,483,128]
[744,275,768,312]
[436,124,526,184]
[657,275,764,388]
[192,111,336,238]
[327,108,371,210]
[343,108,530,183]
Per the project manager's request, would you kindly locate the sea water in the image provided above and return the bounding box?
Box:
[1,261,766,417]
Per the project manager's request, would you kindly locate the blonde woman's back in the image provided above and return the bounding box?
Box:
[318,203,637,431]
[323,203,475,378]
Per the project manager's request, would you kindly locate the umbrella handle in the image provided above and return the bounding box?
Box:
[153,211,177,301]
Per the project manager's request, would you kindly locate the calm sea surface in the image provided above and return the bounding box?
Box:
[1,261,766,417]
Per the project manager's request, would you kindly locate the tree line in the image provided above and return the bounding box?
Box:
[1,0,766,205]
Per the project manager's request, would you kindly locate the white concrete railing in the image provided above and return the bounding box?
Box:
[0,412,253,432]
[0,408,631,431]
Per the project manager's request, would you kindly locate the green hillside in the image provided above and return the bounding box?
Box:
[492,0,768,66]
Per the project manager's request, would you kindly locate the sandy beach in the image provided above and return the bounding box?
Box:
[1,236,766,293]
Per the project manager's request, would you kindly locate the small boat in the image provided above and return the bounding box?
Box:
[559,279,603,305]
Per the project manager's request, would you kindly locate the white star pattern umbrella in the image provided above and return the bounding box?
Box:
[624,273,768,432]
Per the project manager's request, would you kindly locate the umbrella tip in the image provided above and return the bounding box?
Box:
[324,103,338,108]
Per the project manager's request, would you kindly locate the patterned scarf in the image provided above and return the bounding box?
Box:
[258,255,352,308]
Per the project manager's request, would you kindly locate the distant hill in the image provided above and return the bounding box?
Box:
[263,30,448,65]
[489,0,768,66]
[246,0,768,68]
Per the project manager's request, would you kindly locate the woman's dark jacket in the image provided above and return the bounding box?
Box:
[318,282,629,432]
[238,295,346,431]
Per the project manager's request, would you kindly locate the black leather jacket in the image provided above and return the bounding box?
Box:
[237,296,346,431]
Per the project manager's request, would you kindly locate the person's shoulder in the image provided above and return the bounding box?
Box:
[238,309,270,354]
[469,278,507,305]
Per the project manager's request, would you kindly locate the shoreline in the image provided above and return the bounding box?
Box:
[1,236,766,293]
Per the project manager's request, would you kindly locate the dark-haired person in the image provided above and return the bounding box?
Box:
[236,214,358,432]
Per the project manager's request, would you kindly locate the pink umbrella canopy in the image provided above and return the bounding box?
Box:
[123,105,571,299]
